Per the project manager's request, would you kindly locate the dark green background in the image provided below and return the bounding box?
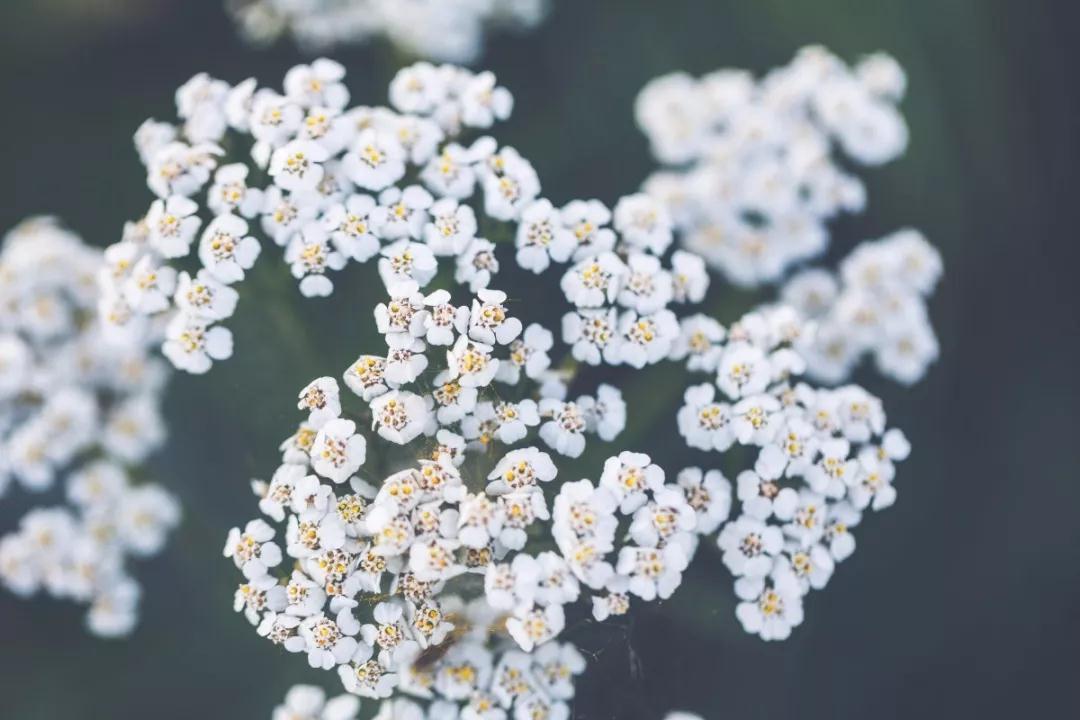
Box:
[1,0,1077,718]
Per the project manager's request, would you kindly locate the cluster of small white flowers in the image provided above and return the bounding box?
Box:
[231,0,548,62]
[99,60,580,374]
[270,623,585,719]
[783,228,943,385]
[200,50,934,703]
[226,285,643,701]
[670,305,911,640]
[0,218,179,636]
[635,46,910,286]
[272,684,359,720]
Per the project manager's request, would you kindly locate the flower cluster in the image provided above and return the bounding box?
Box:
[99,60,581,374]
[635,46,909,286]
[783,228,943,385]
[270,608,585,719]
[226,286,680,702]
[231,0,548,62]
[670,306,910,640]
[210,55,929,712]
[0,218,179,636]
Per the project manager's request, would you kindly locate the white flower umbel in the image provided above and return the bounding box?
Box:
[0,218,179,637]
[636,46,914,286]
[205,46,938,704]
[232,1,550,63]
[783,228,943,385]
[99,62,554,376]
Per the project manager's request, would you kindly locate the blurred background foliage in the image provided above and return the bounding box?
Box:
[2,0,1079,718]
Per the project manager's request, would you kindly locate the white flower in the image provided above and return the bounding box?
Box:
[629,484,696,550]
[496,323,553,384]
[561,199,615,260]
[775,544,835,593]
[496,489,550,550]
[670,250,710,303]
[669,315,725,371]
[286,224,348,297]
[617,253,673,314]
[506,604,564,652]
[344,128,406,191]
[675,467,732,535]
[613,193,673,255]
[731,394,782,446]
[560,253,626,308]
[737,469,798,521]
[235,573,287,625]
[717,342,772,400]
[224,519,283,579]
[420,138,492,198]
[582,384,627,441]
[486,447,557,495]
[409,537,464,584]
[174,269,239,321]
[162,314,233,374]
[847,446,898,511]
[776,489,828,548]
[370,391,433,444]
[285,58,350,110]
[717,515,784,578]
[311,418,367,483]
[122,256,177,314]
[376,185,433,240]
[538,399,588,458]
[378,239,438,289]
[446,335,499,388]
[484,554,539,612]
[805,438,856,498]
[455,237,500,291]
[561,308,619,366]
[147,195,202,258]
[324,194,381,261]
[824,501,861,561]
[270,139,329,192]
[457,492,501,550]
[424,198,477,256]
[481,147,540,221]
[461,71,513,128]
[299,612,359,670]
[272,684,360,720]
[431,372,478,425]
[615,309,679,368]
[515,199,575,272]
[287,506,347,558]
[616,544,688,601]
[463,400,539,446]
[198,214,261,283]
[735,573,804,641]
[468,289,522,345]
[298,377,342,428]
[384,333,429,385]
[208,163,264,217]
[343,355,389,401]
[260,186,319,246]
[599,451,664,514]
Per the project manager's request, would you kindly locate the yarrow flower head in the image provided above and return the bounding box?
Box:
[636,46,910,286]
[231,1,549,63]
[783,228,943,385]
[202,46,936,706]
[102,61,562,376]
[0,218,179,636]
